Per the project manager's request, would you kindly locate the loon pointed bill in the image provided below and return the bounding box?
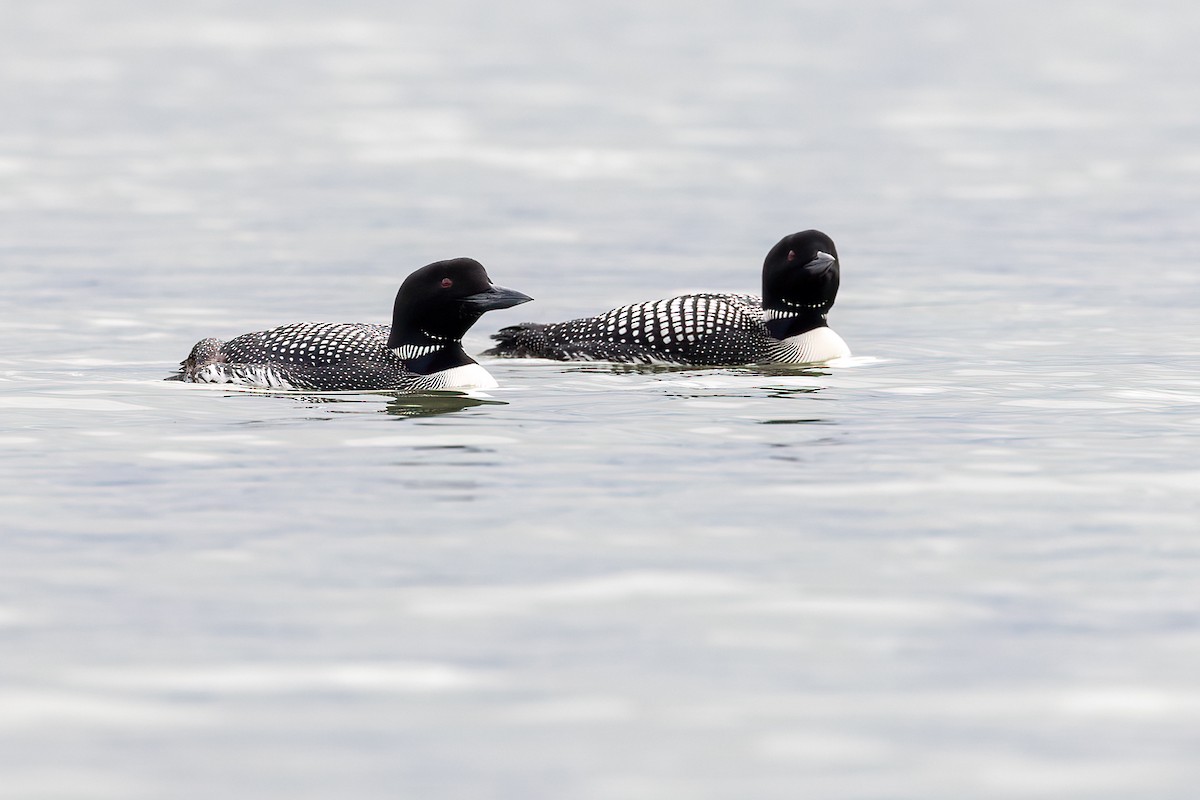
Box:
[485,230,851,365]
[174,258,532,391]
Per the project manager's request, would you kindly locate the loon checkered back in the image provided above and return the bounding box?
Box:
[488,293,770,365]
[173,258,532,391]
[487,230,850,366]
[184,323,410,391]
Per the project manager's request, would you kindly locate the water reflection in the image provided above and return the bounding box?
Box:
[565,363,835,380]
[191,387,507,419]
[383,393,507,419]
[284,391,509,418]
[762,386,824,398]
[744,365,833,379]
[661,384,826,402]
[567,362,712,377]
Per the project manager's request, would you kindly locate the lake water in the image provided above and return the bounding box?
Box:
[2,1,1199,797]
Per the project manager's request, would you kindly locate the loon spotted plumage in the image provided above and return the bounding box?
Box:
[175,258,532,391]
[486,230,851,365]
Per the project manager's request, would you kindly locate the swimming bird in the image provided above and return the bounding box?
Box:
[176,258,532,391]
[486,230,850,365]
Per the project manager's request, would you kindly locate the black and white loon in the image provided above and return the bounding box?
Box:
[175,258,532,391]
[486,230,851,365]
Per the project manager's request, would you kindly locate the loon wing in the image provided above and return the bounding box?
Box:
[219,322,392,367]
[183,322,413,390]
[486,293,768,365]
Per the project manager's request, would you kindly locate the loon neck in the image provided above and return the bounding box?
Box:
[393,341,476,376]
[390,327,477,375]
[763,306,829,340]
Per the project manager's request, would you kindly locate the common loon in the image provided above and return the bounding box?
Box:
[486,230,851,365]
[175,258,532,391]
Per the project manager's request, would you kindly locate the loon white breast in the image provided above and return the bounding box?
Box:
[173,258,532,392]
[770,326,852,364]
[485,229,851,366]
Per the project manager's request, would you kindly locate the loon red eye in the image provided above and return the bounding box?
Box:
[440,277,453,288]
[786,250,796,262]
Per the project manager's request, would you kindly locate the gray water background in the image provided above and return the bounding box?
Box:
[2,1,1199,797]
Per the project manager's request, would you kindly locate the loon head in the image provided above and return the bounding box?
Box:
[761,230,841,339]
[387,258,533,351]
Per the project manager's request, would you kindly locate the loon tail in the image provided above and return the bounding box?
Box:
[484,323,551,358]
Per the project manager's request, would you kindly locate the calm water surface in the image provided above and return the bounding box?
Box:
[2,1,1199,798]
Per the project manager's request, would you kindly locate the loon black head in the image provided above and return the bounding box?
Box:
[387,258,533,366]
[761,230,840,339]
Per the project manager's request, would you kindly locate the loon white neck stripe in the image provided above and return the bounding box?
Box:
[391,330,461,360]
[764,308,828,322]
[391,344,447,360]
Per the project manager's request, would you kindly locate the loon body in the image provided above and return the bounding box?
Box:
[175,258,532,391]
[486,230,851,366]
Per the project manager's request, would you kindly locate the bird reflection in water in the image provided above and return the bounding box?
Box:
[383,392,506,418]
[239,390,506,419]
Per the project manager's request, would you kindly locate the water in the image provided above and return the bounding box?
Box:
[2,1,1199,797]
